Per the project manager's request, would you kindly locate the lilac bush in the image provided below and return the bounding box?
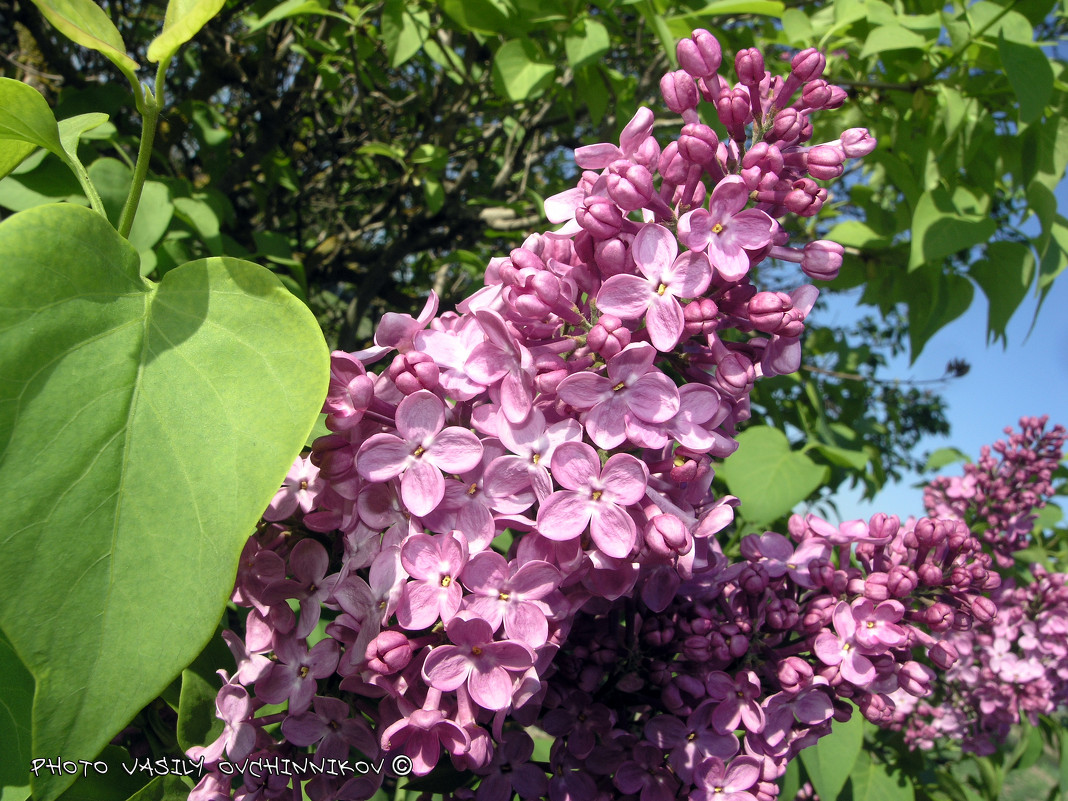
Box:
[186,30,1006,801]
[891,417,1067,757]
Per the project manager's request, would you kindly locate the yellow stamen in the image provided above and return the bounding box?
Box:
[711,222,724,234]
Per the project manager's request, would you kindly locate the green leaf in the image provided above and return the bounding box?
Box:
[423,176,444,215]
[0,203,328,801]
[904,264,974,362]
[969,240,1034,343]
[122,775,194,801]
[176,626,231,752]
[781,7,814,42]
[493,40,555,101]
[27,0,139,85]
[147,0,227,64]
[859,25,927,58]
[54,746,150,801]
[87,156,133,224]
[850,751,915,801]
[243,0,351,34]
[909,188,997,270]
[810,442,870,470]
[998,35,1054,124]
[565,18,610,70]
[0,78,64,157]
[720,426,828,524]
[0,141,39,183]
[57,112,109,164]
[799,710,864,801]
[925,447,971,471]
[665,0,784,34]
[381,0,431,68]
[1060,721,1068,801]
[129,181,174,255]
[0,629,33,801]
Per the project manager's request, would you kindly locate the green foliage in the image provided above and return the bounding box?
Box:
[799,711,866,801]
[719,426,829,526]
[0,204,328,801]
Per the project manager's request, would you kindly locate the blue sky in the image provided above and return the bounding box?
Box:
[817,187,1068,523]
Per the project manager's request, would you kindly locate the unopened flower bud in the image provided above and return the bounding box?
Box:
[677,29,722,78]
[800,79,832,110]
[918,563,944,587]
[748,291,793,334]
[683,298,719,337]
[970,596,997,623]
[595,237,629,277]
[607,160,655,210]
[576,196,623,239]
[660,70,699,114]
[389,351,441,395]
[587,313,631,360]
[678,123,720,168]
[735,47,765,87]
[716,88,752,141]
[785,179,826,216]
[840,128,877,157]
[768,108,804,145]
[644,514,692,557]
[928,640,958,669]
[791,48,825,83]
[925,602,953,631]
[366,630,413,674]
[806,144,845,180]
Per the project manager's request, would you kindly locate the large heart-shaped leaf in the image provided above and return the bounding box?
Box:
[0,203,328,801]
[719,426,828,525]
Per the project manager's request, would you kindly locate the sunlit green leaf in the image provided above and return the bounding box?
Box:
[720,426,828,524]
[493,40,556,101]
[800,710,864,801]
[0,203,328,801]
[27,0,138,84]
[998,35,1054,124]
[147,0,227,63]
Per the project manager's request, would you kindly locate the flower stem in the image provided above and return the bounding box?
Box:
[118,60,169,240]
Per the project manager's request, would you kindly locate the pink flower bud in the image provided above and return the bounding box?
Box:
[716,89,752,141]
[389,351,441,395]
[660,70,699,114]
[678,123,720,168]
[918,563,944,587]
[594,237,629,277]
[791,48,825,83]
[928,640,958,669]
[748,291,793,334]
[768,108,804,144]
[800,79,832,110]
[970,596,997,623]
[785,179,826,216]
[587,313,631,360]
[677,29,722,78]
[735,47,765,87]
[658,141,690,184]
[683,297,719,337]
[806,144,845,180]
[777,656,814,691]
[644,514,692,557]
[925,602,954,631]
[841,127,877,157]
[886,565,918,597]
[803,240,841,279]
[607,160,655,210]
[863,573,890,602]
[366,631,413,674]
[576,196,623,239]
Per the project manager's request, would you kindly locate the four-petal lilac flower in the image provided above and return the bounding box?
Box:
[597,223,712,351]
[357,390,483,517]
[536,441,649,558]
[679,175,775,281]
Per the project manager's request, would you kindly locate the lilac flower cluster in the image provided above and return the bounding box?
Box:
[923,416,1066,566]
[187,30,998,801]
[891,418,1067,756]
